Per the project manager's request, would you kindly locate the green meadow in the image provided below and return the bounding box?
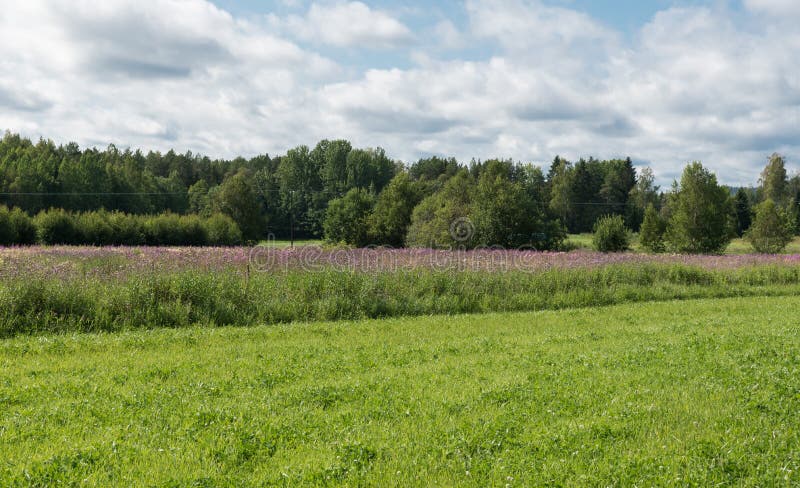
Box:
[2,296,799,486]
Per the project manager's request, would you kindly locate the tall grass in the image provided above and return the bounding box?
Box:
[3,263,800,336]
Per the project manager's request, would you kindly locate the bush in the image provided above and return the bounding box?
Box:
[10,208,37,245]
[143,213,183,246]
[0,206,14,245]
[592,215,630,252]
[1,206,37,246]
[35,209,79,245]
[9,209,244,246]
[639,204,667,253]
[746,199,794,254]
[204,213,243,246]
[106,212,145,245]
[76,211,115,245]
[180,214,208,246]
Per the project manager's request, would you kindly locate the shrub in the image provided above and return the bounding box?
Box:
[35,209,79,245]
[0,206,14,245]
[204,213,243,246]
[28,209,243,246]
[76,211,115,246]
[746,199,794,254]
[639,204,667,253]
[10,208,37,245]
[180,214,208,246]
[143,213,183,246]
[592,215,630,252]
[106,212,145,245]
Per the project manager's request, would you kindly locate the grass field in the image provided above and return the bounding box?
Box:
[565,233,800,254]
[259,239,324,248]
[2,296,799,486]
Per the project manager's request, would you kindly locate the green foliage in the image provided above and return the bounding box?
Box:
[0,206,34,246]
[0,206,15,245]
[35,208,79,245]
[548,158,574,229]
[409,156,459,182]
[665,162,735,254]
[406,170,476,248]
[205,213,243,246]
[345,148,395,192]
[368,172,423,247]
[592,215,630,252]
[0,132,792,249]
[212,170,265,241]
[734,188,753,237]
[627,167,660,231]
[639,203,667,253]
[472,160,564,249]
[759,153,788,205]
[323,189,376,247]
[746,199,794,254]
[187,180,212,216]
[19,209,243,246]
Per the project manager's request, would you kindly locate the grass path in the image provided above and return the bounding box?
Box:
[2,297,800,485]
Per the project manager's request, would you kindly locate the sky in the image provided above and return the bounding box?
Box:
[0,0,798,185]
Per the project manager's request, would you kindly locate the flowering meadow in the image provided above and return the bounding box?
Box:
[4,245,800,278]
[3,245,800,336]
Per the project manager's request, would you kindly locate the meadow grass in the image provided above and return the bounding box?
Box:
[5,263,800,336]
[258,239,325,248]
[565,233,800,254]
[1,296,799,485]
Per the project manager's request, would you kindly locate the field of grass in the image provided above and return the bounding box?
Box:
[7,257,800,336]
[2,296,799,485]
[259,239,324,248]
[565,233,800,254]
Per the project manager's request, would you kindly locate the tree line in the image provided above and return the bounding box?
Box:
[1,131,797,252]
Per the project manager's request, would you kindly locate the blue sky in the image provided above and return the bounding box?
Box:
[0,0,798,185]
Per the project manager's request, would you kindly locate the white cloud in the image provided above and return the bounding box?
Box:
[744,0,800,17]
[0,0,798,186]
[433,20,465,50]
[275,1,413,48]
[0,0,339,156]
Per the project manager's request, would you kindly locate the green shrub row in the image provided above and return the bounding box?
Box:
[0,206,242,246]
[3,263,800,336]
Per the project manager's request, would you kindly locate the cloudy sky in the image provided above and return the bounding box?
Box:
[0,0,798,184]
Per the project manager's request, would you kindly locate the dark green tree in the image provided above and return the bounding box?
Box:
[665,162,734,254]
[746,199,794,254]
[212,170,265,241]
[639,203,667,253]
[472,160,561,249]
[734,188,753,237]
[323,188,376,247]
[406,170,476,248]
[368,172,423,247]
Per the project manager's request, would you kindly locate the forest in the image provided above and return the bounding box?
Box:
[0,131,796,252]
